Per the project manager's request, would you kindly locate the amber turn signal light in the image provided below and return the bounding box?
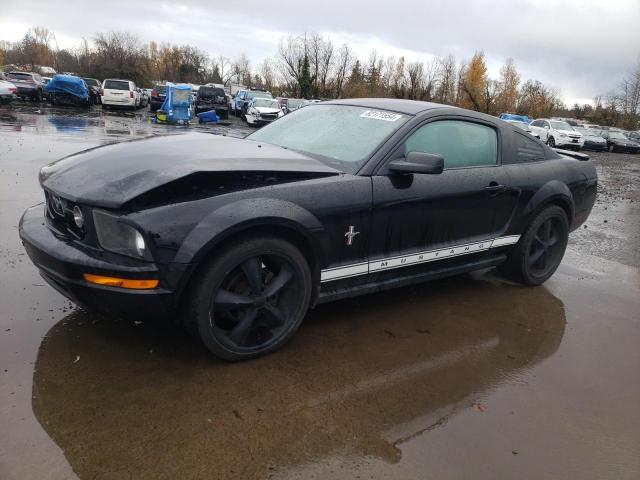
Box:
[83,273,159,290]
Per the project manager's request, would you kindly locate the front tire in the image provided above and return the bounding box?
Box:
[498,205,568,285]
[183,236,312,361]
[547,136,556,148]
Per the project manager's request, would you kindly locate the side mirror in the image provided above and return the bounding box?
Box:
[388,152,444,175]
[544,125,550,130]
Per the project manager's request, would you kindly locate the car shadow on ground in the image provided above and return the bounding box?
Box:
[32,271,566,480]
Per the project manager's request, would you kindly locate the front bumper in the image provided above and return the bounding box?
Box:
[556,137,584,148]
[19,204,185,319]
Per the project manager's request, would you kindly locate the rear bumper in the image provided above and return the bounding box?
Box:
[19,204,185,319]
[102,97,136,106]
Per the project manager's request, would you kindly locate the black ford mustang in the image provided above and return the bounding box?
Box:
[19,99,597,360]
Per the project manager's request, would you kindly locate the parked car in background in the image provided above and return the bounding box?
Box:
[245,97,284,126]
[234,88,273,118]
[45,74,91,107]
[195,85,229,118]
[19,99,597,360]
[600,129,640,153]
[529,119,584,150]
[41,76,52,101]
[100,79,140,110]
[149,84,167,112]
[504,119,539,138]
[7,71,45,102]
[626,131,640,143]
[81,77,102,105]
[138,88,149,108]
[573,127,607,151]
[285,98,306,113]
[0,79,17,104]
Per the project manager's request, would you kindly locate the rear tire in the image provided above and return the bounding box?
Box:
[498,205,568,285]
[182,236,312,361]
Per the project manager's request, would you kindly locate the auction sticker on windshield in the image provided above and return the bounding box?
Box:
[360,110,403,122]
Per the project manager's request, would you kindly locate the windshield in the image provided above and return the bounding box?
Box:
[82,78,99,87]
[253,99,279,109]
[288,99,304,108]
[575,127,596,136]
[247,91,272,100]
[199,87,225,98]
[609,131,628,140]
[247,105,409,173]
[550,121,573,131]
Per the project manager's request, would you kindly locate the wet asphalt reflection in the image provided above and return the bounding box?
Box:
[1,104,639,480]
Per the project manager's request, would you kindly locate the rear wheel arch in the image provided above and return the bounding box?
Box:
[523,181,574,228]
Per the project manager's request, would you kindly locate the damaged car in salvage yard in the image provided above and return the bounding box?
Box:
[19,99,597,361]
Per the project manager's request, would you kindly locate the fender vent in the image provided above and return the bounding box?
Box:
[553,148,589,161]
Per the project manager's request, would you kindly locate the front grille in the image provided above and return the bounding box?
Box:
[44,190,85,240]
[260,113,277,120]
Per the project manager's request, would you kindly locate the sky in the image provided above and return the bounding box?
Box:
[1,0,639,105]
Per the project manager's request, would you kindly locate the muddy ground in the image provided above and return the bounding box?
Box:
[0,104,639,480]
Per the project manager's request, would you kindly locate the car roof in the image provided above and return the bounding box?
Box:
[323,98,455,115]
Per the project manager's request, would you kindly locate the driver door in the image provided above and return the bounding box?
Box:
[369,118,516,277]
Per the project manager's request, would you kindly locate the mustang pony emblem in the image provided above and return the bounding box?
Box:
[344,225,360,245]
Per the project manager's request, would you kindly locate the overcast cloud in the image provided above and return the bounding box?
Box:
[2,0,639,105]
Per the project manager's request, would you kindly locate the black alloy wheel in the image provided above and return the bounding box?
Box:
[526,216,565,278]
[498,205,568,285]
[184,236,312,360]
[547,136,556,148]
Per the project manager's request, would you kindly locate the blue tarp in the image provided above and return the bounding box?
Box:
[499,113,530,123]
[44,74,89,101]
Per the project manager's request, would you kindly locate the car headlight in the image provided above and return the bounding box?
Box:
[73,206,84,228]
[93,209,150,260]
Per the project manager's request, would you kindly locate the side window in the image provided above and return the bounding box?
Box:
[531,120,542,127]
[543,121,550,129]
[514,132,545,163]
[403,120,498,169]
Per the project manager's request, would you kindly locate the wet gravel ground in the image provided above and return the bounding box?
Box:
[0,104,639,480]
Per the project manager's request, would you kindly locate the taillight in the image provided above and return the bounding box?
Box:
[129,91,134,98]
[151,89,157,98]
[9,87,17,93]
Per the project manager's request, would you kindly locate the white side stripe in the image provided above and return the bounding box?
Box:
[320,262,369,282]
[320,235,520,283]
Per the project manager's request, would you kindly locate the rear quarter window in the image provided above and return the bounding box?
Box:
[513,132,546,163]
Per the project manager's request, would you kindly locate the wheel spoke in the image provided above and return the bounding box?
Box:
[229,308,258,345]
[214,289,254,311]
[542,220,552,241]
[241,257,263,294]
[528,247,545,267]
[263,267,293,297]
[263,303,286,328]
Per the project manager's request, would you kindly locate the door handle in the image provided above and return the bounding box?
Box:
[484,182,508,195]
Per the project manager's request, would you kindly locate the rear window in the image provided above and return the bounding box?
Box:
[82,78,100,87]
[154,84,167,94]
[198,87,225,98]
[104,80,130,90]
[8,73,32,80]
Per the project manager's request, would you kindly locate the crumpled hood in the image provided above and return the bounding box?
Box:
[40,132,339,209]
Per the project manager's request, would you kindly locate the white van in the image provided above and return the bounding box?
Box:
[101,79,140,110]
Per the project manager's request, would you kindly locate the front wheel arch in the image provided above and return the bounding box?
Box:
[175,223,323,318]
